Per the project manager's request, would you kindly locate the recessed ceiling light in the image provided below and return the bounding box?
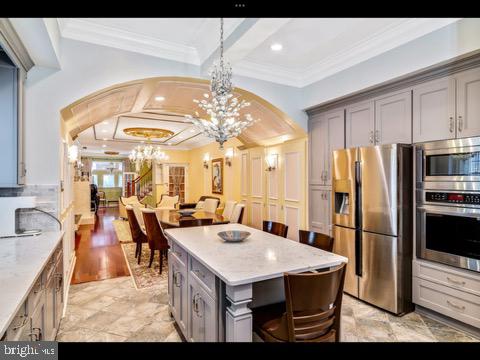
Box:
[102,121,109,125]
[102,138,108,141]
[189,129,195,133]
[270,43,283,51]
[155,96,165,102]
[102,144,107,148]
[101,130,107,133]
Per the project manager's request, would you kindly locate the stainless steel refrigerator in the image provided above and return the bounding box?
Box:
[332,144,413,315]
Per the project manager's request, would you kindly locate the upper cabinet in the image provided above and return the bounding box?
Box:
[309,108,344,186]
[412,77,456,143]
[456,68,480,139]
[346,101,374,148]
[374,91,412,145]
[413,68,480,143]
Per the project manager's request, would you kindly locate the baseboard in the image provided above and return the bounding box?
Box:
[62,254,76,317]
[415,305,480,339]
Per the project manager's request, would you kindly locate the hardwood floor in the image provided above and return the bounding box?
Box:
[71,207,130,284]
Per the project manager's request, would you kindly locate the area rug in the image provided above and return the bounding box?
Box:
[120,242,168,289]
[113,219,133,243]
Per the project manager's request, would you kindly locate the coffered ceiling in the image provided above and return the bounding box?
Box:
[57,18,461,87]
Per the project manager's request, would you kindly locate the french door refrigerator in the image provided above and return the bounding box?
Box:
[332,144,413,315]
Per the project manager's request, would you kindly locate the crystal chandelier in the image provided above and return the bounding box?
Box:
[129,143,169,171]
[186,18,256,149]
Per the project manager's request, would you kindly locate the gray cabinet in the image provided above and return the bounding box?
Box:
[346,100,375,148]
[187,274,217,342]
[456,68,480,139]
[309,186,331,236]
[413,77,456,143]
[169,252,188,335]
[374,91,412,144]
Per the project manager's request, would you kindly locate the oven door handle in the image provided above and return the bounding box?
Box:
[417,205,480,219]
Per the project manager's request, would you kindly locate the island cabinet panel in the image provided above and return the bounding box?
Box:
[413,77,456,143]
[169,252,188,336]
[456,68,480,139]
[187,274,218,342]
[44,271,56,340]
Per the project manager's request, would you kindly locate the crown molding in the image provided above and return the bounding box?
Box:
[234,18,461,88]
[57,18,200,65]
[0,18,34,72]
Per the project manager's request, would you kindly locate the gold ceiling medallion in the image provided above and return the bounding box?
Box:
[104,151,119,155]
[123,127,174,140]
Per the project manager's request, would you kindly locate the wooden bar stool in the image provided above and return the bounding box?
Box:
[299,230,334,252]
[253,263,347,342]
[263,220,288,238]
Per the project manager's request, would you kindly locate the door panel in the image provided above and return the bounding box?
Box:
[375,91,412,145]
[360,145,397,236]
[333,225,358,296]
[456,68,480,138]
[413,77,456,143]
[346,101,374,148]
[359,232,398,313]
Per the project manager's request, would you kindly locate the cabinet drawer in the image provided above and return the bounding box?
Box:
[171,242,187,266]
[413,260,480,297]
[28,274,44,313]
[413,277,480,328]
[189,256,216,299]
[6,301,29,341]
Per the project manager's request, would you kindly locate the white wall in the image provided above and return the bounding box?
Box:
[23,38,307,185]
[301,18,480,110]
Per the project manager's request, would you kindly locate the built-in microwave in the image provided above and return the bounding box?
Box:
[416,137,480,186]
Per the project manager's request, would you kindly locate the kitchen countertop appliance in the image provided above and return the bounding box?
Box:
[332,144,413,315]
[415,137,480,273]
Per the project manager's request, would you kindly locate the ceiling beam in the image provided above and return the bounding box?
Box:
[200,18,292,74]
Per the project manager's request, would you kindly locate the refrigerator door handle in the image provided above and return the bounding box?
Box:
[355,230,362,276]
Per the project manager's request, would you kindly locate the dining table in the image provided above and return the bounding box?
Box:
[154,209,229,227]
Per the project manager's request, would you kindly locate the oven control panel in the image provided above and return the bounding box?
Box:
[426,192,480,205]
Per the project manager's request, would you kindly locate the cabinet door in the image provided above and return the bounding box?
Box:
[308,114,328,185]
[188,277,217,342]
[44,274,55,340]
[54,257,64,331]
[169,253,188,336]
[30,301,45,341]
[413,77,456,143]
[375,91,412,144]
[346,101,375,148]
[309,187,330,235]
[456,68,480,139]
[325,109,345,186]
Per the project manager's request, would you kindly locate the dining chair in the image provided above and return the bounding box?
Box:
[252,262,347,342]
[222,200,237,220]
[203,198,219,213]
[156,194,179,210]
[299,230,334,252]
[263,220,288,238]
[179,218,213,228]
[141,208,170,274]
[125,205,147,264]
[230,204,245,224]
[98,190,107,207]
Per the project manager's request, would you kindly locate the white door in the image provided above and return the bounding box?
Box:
[456,68,480,139]
[283,150,303,241]
[266,153,279,222]
[308,114,328,185]
[375,90,412,145]
[240,152,249,224]
[413,77,456,143]
[346,100,375,148]
[325,109,345,185]
[249,152,264,229]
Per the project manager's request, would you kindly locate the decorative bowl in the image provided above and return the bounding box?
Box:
[177,209,196,217]
[217,231,251,242]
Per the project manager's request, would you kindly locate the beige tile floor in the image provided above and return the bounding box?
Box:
[57,276,479,342]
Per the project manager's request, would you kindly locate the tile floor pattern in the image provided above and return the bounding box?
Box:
[57,276,479,342]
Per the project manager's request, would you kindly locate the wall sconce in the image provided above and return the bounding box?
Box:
[266,153,278,171]
[225,148,234,167]
[68,145,79,163]
[203,153,210,169]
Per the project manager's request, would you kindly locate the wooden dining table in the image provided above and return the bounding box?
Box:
[154,209,229,228]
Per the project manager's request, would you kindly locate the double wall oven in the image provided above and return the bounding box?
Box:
[416,137,480,273]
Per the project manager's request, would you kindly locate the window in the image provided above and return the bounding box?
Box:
[90,160,124,188]
[103,174,115,188]
[92,174,98,186]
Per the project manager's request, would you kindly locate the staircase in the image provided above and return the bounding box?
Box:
[126,167,153,198]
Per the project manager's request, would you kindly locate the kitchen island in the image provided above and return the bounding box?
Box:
[164,224,347,342]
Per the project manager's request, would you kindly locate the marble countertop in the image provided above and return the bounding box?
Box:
[0,231,64,335]
[165,224,347,286]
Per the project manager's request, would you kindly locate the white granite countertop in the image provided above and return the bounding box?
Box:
[165,224,347,286]
[0,231,64,335]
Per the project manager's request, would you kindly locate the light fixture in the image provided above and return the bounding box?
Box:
[102,121,109,125]
[125,127,173,171]
[102,138,108,141]
[186,18,257,149]
[266,153,278,171]
[102,129,107,133]
[270,43,283,51]
[155,96,165,102]
[203,153,210,169]
[225,148,234,167]
[68,145,79,163]
[102,144,107,148]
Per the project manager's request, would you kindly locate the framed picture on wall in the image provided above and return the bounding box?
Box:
[211,158,223,194]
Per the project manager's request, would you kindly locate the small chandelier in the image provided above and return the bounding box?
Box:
[186,18,256,149]
[126,127,171,171]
